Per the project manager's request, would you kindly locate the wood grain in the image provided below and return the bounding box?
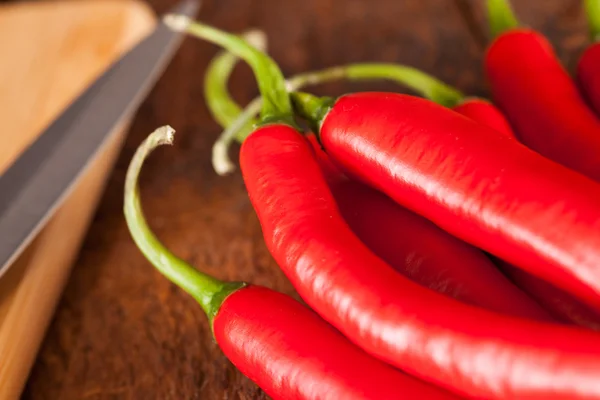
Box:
[0,1,155,398]
[19,0,589,399]
[0,120,132,400]
[0,0,155,172]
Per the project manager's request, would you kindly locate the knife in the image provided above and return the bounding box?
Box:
[0,0,200,277]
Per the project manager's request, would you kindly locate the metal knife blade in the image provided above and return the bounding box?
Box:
[0,0,200,277]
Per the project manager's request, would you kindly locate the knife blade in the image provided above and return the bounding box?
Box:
[0,0,200,277]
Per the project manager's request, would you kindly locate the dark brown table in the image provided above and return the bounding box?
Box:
[17,0,588,398]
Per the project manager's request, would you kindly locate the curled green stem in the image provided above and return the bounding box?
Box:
[344,64,463,108]
[163,14,296,127]
[204,29,267,142]
[123,125,244,325]
[212,97,262,175]
[487,0,519,38]
[206,62,464,175]
[586,0,600,42]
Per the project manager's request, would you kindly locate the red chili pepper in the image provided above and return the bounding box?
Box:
[577,0,600,115]
[314,132,600,331]
[453,97,600,330]
[216,285,460,400]
[241,122,600,399]
[168,15,600,398]
[394,68,600,328]
[123,126,456,400]
[499,260,600,330]
[474,0,600,328]
[295,67,559,324]
[204,47,552,320]
[207,44,600,329]
[484,0,600,181]
[312,135,556,319]
[291,90,600,312]
[451,98,514,137]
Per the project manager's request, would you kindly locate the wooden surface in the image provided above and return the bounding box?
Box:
[0,1,155,398]
[0,0,155,172]
[9,0,589,398]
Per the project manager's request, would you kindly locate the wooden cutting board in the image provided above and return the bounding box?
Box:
[0,1,155,398]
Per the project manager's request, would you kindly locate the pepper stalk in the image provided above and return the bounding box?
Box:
[204,54,465,174]
[585,0,600,42]
[163,15,297,128]
[123,125,245,327]
[203,29,267,142]
[487,0,519,38]
[290,92,335,137]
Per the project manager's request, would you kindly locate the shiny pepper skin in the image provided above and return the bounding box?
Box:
[452,98,514,137]
[317,91,600,311]
[240,122,600,399]
[485,29,600,182]
[213,285,456,400]
[451,97,600,330]
[305,134,552,321]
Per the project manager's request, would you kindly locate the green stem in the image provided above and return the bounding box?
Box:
[123,126,244,325]
[286,67,346,92]
[487,0,519,38]
[203,30,267,141]
[586,0,600,42]
[163,15,295,127]
[205,62,465,174]
[289,92,335,135]
[212,97,262,175]
[287,64,463,109]
[343,64,464,108]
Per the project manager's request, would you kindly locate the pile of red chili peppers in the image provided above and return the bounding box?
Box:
[123,1,600,398]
